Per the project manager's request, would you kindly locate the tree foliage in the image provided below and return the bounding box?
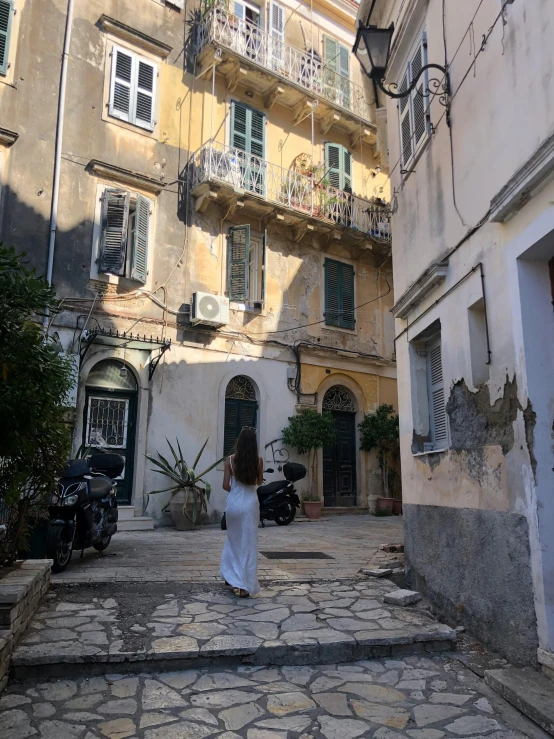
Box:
[0,245,74,564]
[282,410,336,494]
[359,404,400,498]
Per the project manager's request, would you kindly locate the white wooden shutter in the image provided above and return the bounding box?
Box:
[410,34,428,150]
[0,0,13,76]
[134,59,156,130]
[98,189,130,275]
[131,196,150,283]
[109,48,133,122]
[269,1,285,69]
[427,337,448,448]
[398,70,412,167]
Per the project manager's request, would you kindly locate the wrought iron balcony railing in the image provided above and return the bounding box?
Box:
[196,7,373,124]
[192,140,391,243]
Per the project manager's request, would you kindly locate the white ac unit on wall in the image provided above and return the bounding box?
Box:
[191,292,230,327]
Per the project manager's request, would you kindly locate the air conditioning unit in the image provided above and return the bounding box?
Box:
[191,292,230,327]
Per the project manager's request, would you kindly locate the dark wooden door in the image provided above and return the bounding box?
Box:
[83,389,137,505]
[323,411,357,507]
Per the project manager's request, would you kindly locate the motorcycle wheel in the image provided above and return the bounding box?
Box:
[93,536,112,552]
[47,525,74,573]
[220,513,227,531]
[275,502,296,526]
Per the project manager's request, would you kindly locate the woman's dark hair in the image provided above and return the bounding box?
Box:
[233,427,259,485]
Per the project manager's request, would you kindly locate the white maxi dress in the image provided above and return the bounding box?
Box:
[220,457,261,596]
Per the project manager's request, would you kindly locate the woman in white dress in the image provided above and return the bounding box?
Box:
[220,428,263,598]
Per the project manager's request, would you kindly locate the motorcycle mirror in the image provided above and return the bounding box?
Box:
[265,468,274,474]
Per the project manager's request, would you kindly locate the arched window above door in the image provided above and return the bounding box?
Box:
[86,359,138,392]
[224,375,258,457]
[322,385,355,412]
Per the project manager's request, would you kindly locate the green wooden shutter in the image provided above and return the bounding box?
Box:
[260,229,267,305]
[338,43,350,79]
[343,149,352,192]
[231,101,248,151]
[249,108,265,158]
[98,189,130,275]
[324,36,338,72]
[0,0,13,76]
[325,258,341,327]
[325,258,355,329]
[223,398,239,457]
[239,400,258,432]
[228,224,250,301]
[325,143,342,189]
[341,262,355,329]
[131,195,149,283]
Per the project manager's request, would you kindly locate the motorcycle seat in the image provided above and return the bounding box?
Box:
[257,480,289,500]
[88,477,111,501]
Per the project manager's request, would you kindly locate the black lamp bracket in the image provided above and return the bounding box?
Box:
[377,64,451,108]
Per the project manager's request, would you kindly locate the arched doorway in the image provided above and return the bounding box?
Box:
[223,375,258,457]
[84,359,138,504]
[322,385,357,507]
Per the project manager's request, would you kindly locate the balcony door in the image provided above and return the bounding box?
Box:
[234,0,262,60]
[324,143,353,226]
[231,101,266,195]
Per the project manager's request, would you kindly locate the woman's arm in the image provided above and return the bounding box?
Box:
[257,456,264,486]
[222,457,231,492]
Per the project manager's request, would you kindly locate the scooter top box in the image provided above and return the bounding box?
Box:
[283,462,307,482]
[88,453,125,479]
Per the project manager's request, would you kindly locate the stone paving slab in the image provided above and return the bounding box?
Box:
[51,516,403,585]
[11,580,456,679]
[0,653,533,739]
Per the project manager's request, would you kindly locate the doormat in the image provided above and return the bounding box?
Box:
[260,551,334,560]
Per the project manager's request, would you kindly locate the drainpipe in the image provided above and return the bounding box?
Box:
[44,0,75,329]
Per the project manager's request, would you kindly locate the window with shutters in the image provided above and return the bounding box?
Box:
[398,33,430,171]
[97,187,151,284]
[426,335,448,450]
[227,225,266,306]
[268,0,285,71]
[109,45,157,132]
[224,376,258,457]
[323,35,351,111]
[324,143,353,226]
[324,258,355,330]
[0,0,14,76]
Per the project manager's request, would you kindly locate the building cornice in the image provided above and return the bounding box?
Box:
[490,130,554,222]
[392,260,448,319]
[99,15,172,59]
[87,160,166,195]
[0,127,19,147]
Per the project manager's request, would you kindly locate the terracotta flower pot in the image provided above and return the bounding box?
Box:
[375,497,394,515]
[169,488,207,531]
[392,500,403,515]
[303,501,322,520]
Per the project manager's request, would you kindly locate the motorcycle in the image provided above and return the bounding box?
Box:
[47,452,123,572]
[221,461,306,530]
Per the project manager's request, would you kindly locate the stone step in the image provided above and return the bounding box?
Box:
[117,506,136,521]
[117,516,154,531]
[10,580,457,681]
[322,507,369,516]
[485,667,554,736]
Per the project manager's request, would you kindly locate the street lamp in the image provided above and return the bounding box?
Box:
[353,22,450,105]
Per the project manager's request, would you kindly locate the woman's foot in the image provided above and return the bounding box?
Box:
[224,580,231,587]
[239,589,249,598]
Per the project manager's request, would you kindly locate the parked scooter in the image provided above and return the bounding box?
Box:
[47,452,123,572]
[221,462,306,530]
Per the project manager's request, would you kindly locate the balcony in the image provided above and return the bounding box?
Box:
[196,8,376,146]
[190,140,391,248]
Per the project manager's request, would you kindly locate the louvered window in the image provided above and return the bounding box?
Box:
[98,188,151,284]
[398,33,430,170]
[0,0,14,76]
[231,101,265,194]
[325,258,355,330]
[268,0,285,71]
[323,35,351,110]
[109,46,156,131]
[427,336,448,449]
[224,376,258,457]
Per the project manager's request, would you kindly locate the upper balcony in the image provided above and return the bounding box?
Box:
[190,140,391,249]
[195,7,376,146]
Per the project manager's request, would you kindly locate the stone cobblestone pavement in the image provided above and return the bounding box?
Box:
[52,516,403,584]
[0,654,536,739]
[11,579,455,678]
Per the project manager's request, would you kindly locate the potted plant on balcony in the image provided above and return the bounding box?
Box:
[282,409,335,507]
[302,493,322,520]
[359,404,401,516]
[147,438,224,530]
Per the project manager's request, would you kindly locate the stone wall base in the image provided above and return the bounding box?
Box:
[0,560,51,691]
[403,504,538,666]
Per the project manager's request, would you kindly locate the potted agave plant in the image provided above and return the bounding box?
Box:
[147,438,224,530]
